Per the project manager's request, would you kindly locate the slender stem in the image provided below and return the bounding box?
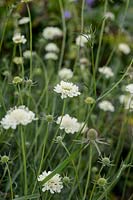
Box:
[19,44,24,78]
[95,0,108,71]
[81,0,85,33]
[97,59,133,102]
[6,163,13,200]
[32,124,49,193]
[91,46,96,97]
[21,126,27,195]
[62,142,83,198]
[58,0,66,72]
[83,144,92,200]
[26,3,33,79]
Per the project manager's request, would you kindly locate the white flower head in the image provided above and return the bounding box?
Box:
[1,105,36,129]
[38,171,63,194]
[54,80,81,99]
[125,84,133,94]
[119,94,133,112]
[44,52,58,60]
[98,66,114,79]
[23,50,36,59]
[56,114,80,134]
[42,27,63,40]
[76,35,88,47]
[12,33,27,44]
[58,68,73,80]
[21,0,33,3]
[104,12,115,20]
[118,43,130,54]
[45,43,59,53]
[98,100,115,112]
[18,17,30,25]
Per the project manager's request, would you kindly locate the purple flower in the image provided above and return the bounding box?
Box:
[64,10,71,19]
[86,0,95,7]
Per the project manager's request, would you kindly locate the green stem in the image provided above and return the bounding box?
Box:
[26,3,33,79]
[81,0,85,33]
[19,44,24,78]
[6,163,13,200]
[21,126,27,196]
[83,144,92,200]
[95,0,108,71]
[91,46,96,97]
[58,0,66,72]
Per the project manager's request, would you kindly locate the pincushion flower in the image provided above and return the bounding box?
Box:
[76,35,88,47]
[44,52,58,60]
[12,33,27,44]
[38,171,63,194]
[118,43,130,54]
[58,68,73,80]
[54,81,80,99]
[1,106,36,129]
[125,84,133,94]
[98,100,114,112]
[45,43,59,53]
[56,114,80,134]
[42,27,63,40]
[104,12,115,20]
[98,66,114,78]
[119,95,133,112]
[18,17,30,25]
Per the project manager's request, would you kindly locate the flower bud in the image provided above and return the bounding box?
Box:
[46,115,54,123]
[102,157,111,166]
[1,155,9,163]
[85,97,95,104]
[12,76,23,84]
[87,128,98,141]
[97,177,107,187]
[56,136,63,143]
[92,166,98,174]
[63,176,70,184]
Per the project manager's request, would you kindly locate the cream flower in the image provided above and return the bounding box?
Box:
[56,114,80,134]
[98,100,114,112]
[12,33,27,44]
[45,43,59,53]
[119,95,133,111]
[58,68,73,80]
[54,80,80,99]
[104,12,115,20]
[118,43,130,54]
[13,57,23,65]
[18,17,30,25]
[125,84,133,94]
[1,106,36,129]
[38,171,63,194]
[98,66,114,78]
[42,27,63,40]
[23,50,36,59]
[76,35,88,47]
[44,52,58,60]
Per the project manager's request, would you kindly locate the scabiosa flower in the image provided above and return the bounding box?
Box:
[125,84,133,94]
[12,33,27,44]
[0,106,36,129]
[42,27,63,40]
[44,52,58,60]
[104,12,115,20]
[98,66,114,79]
[56,114,80,134]
[38,171,63,194]
[45,43,59,53]
[23,50,36,59]
[54,80,80,99]
[18,17,30,25]
[58,68,73,80]
[98,100,115,112]
[76,35,88,47]
[64,10,71,19]
[118,43,130,54]
[119,94,133,111]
